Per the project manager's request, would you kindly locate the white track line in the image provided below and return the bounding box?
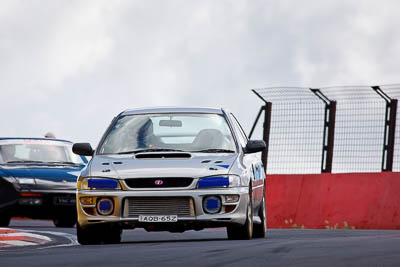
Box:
[26,230,79,249]
[0,228,55,249]
[0,228,51,248]
[0,240,37,246]
[0,227,79,250]
[0,232,51,241]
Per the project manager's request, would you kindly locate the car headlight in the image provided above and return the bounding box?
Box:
[197,175,241,189]
[78,178,121,190]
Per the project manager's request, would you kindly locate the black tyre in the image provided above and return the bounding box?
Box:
[0,212,11,227]
[53,217,76,228]
[103,225,122,244]
[76,224,102,245]
[77,224,122,245]
[227,187,253,240]
[253,194,267,238]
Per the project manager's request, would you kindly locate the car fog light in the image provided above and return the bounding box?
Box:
[225,195,239,203]
[203,196,221,214]
[96,198,114,216]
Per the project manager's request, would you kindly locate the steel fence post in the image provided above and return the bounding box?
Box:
[310,89,336,173]
[372,86,398,171]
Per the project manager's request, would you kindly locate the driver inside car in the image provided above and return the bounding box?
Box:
[136,119,162,149]
[0,145,21,162]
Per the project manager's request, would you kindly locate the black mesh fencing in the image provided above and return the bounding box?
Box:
[251,85,399,174]
[253,88,324,174]
[318,86,385,173]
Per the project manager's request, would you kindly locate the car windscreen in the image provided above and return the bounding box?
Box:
[98,113,237,154]
[0,141,85,164]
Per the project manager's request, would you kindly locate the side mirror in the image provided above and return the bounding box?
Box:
[72,143,94,156]
[244,140,266,154]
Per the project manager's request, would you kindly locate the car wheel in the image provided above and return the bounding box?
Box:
[253,194,267,238]
[0,212,11,227]
[103,225,122,244]
[53,217,76,228]
[227,186,253,240]
[76,224,102,245]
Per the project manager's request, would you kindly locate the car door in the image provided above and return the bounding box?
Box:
[228,113,264,210]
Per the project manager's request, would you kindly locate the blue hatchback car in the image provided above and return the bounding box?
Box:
[0,138,87,227]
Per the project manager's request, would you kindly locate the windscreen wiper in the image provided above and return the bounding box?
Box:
[6,160,44,164]
[43,161,81,165]
[117,148,185,155]
[191,149,235,153]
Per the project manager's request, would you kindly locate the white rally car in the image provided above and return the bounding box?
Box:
[73,107,267,244]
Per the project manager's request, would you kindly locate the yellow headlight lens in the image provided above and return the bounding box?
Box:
[78,178,121,190]
[80,197,95,205]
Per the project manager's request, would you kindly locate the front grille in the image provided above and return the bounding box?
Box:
[124,197,195,217]
[124,178,194,188]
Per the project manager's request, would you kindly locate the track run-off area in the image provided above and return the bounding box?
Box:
[1,220,400,267]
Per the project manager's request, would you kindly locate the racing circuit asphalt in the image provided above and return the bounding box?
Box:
[2,220,400,267]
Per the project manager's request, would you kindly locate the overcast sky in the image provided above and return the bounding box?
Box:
[1,0,400,146]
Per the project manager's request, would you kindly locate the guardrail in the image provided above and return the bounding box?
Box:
[266,172,400,229]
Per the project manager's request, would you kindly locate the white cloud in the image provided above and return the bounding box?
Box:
[0,0,399,146]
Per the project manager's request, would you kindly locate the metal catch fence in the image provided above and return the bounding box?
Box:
[250,85,399,174]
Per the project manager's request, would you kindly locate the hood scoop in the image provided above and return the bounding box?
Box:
[135,152,191,159]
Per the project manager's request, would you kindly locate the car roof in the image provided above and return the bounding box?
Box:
[0,137,73,144]
[121,107,225,116]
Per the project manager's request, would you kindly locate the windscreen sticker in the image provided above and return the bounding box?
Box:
[216,164,230,169]
[0,139,63,145]
[253,163,265,181]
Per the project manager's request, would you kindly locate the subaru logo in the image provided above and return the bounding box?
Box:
[154,179,164,185]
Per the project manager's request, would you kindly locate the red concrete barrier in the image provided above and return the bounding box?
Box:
[266,172,400,229]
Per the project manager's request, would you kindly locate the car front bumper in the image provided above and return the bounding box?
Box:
[13,189,77,219]
[77,187,250,230]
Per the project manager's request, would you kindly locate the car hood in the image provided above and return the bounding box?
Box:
[89,153,238,179]
[0,164,84,190]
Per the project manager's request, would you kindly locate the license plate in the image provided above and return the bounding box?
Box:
[138,215,178,223]
[54,197,76,205]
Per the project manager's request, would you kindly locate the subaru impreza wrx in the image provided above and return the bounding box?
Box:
[73,107,267,244]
